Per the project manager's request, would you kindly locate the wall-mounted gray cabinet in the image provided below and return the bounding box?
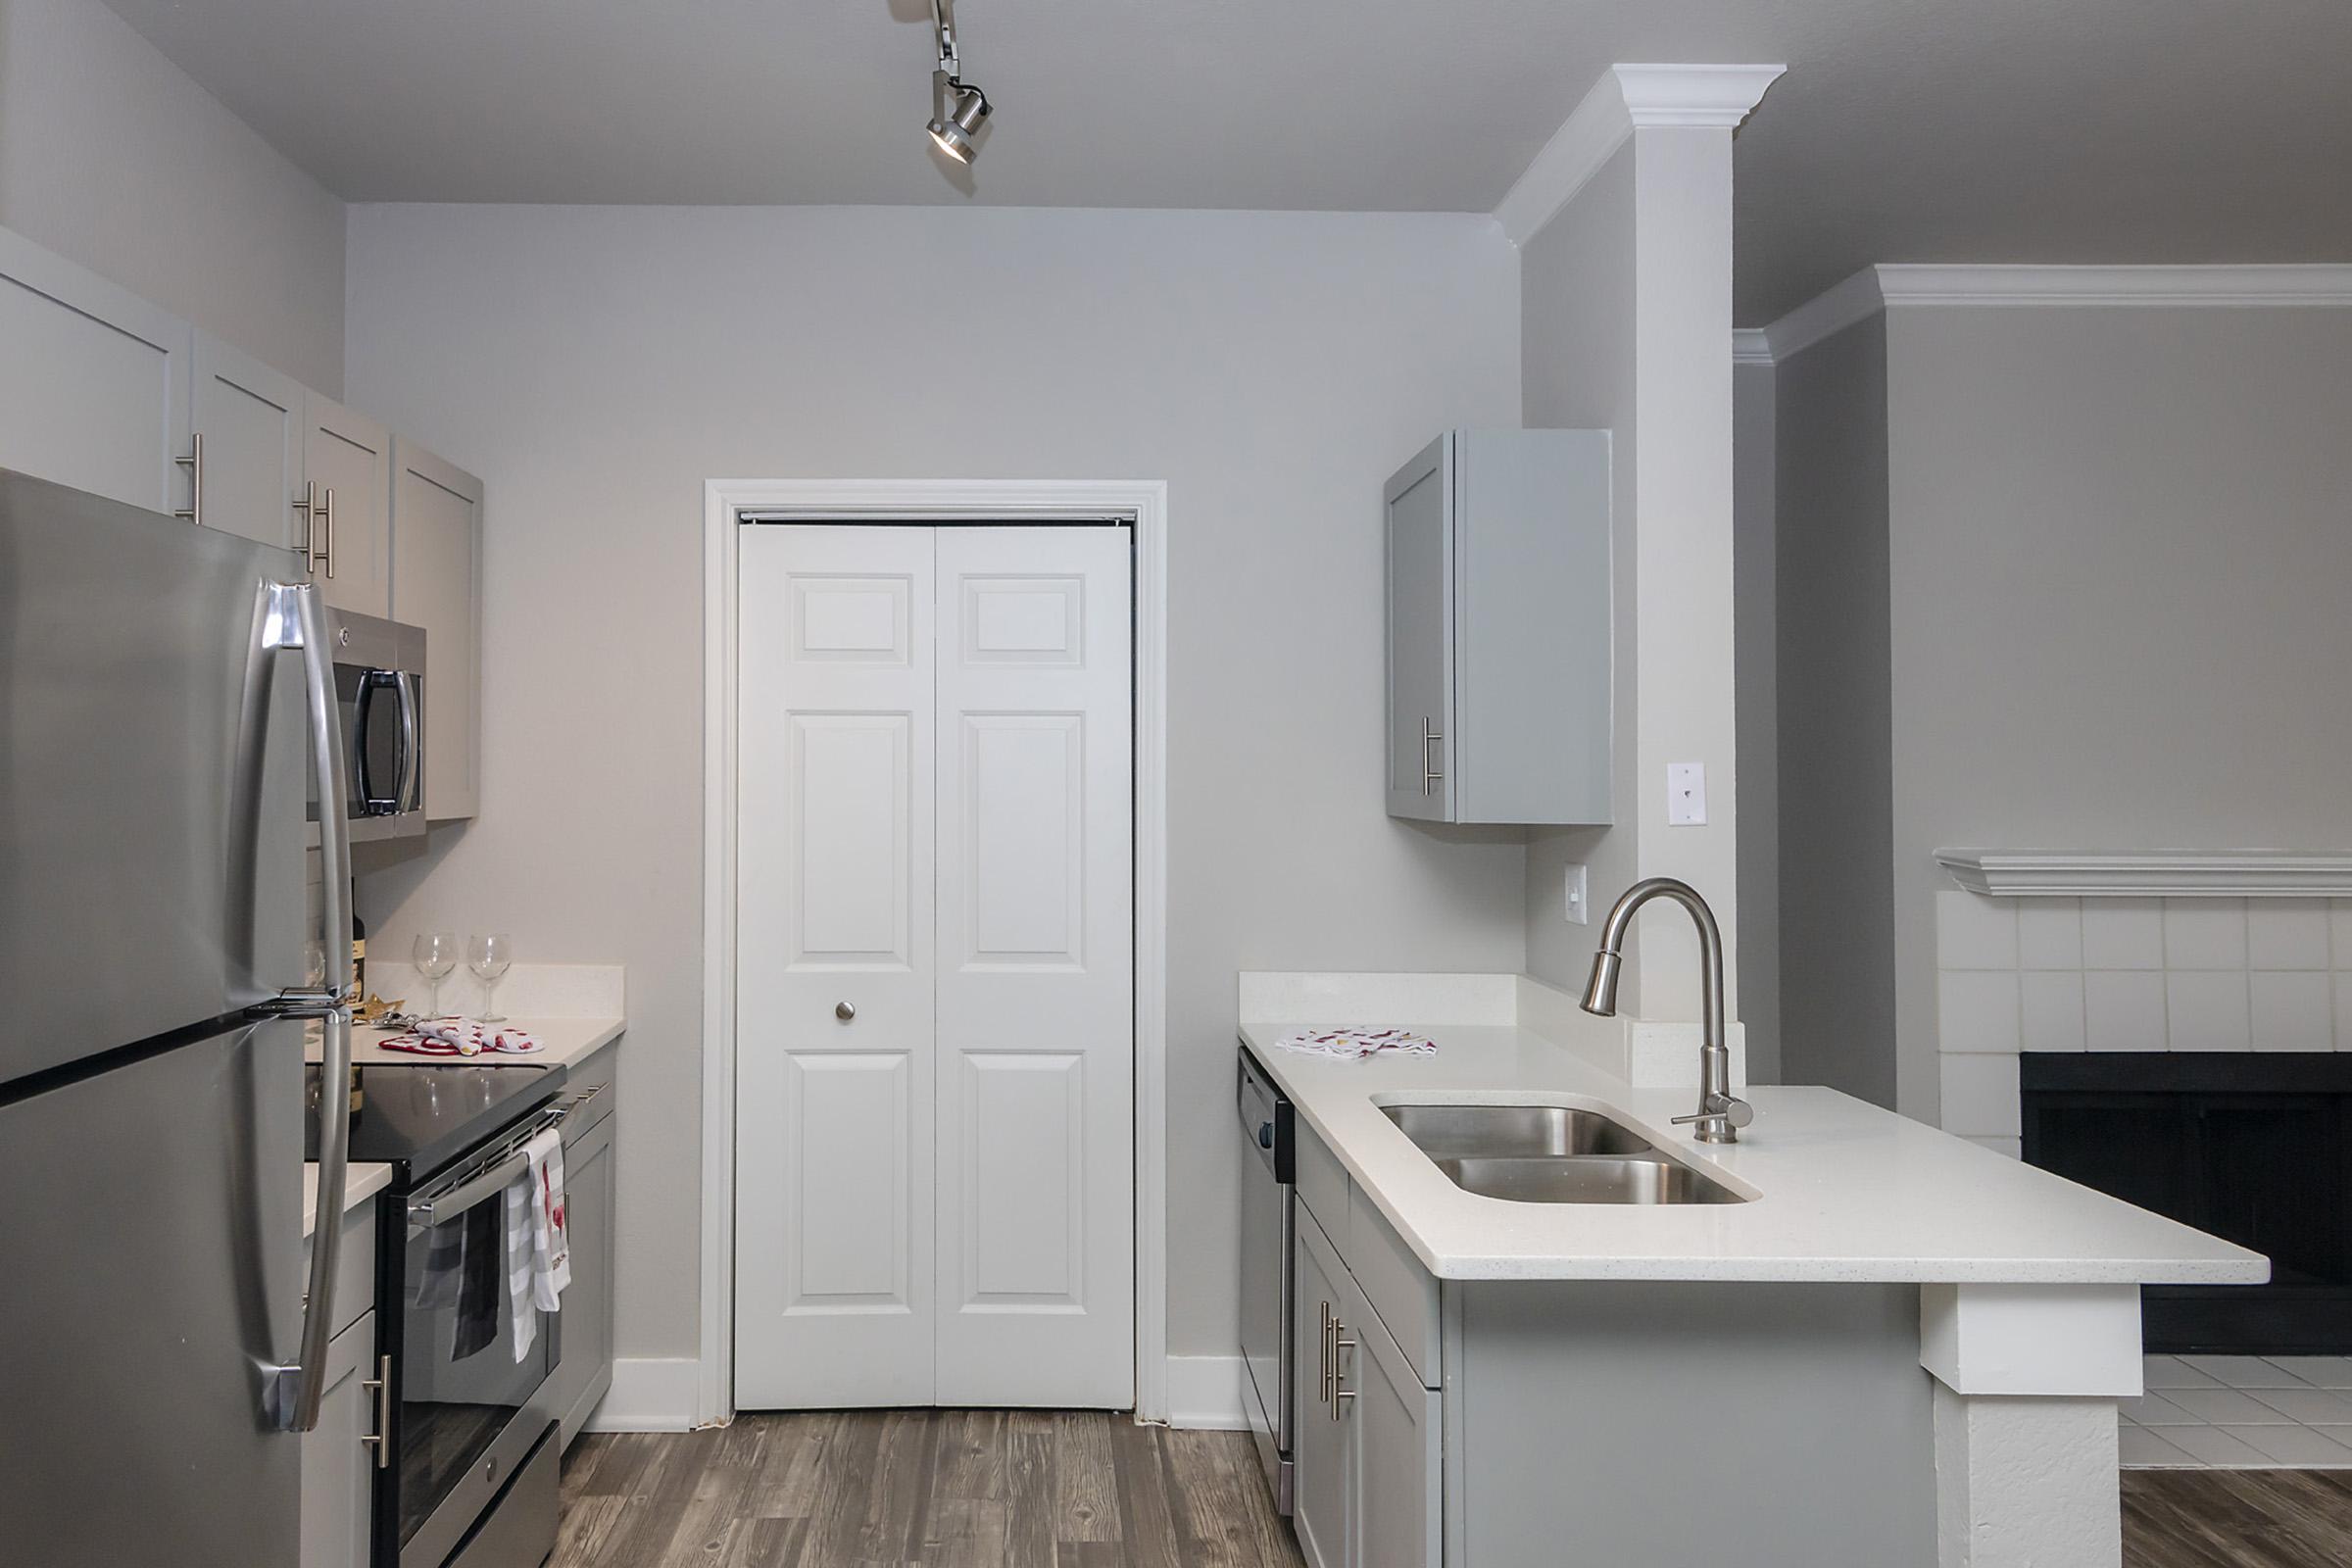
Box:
[1384,429,1612,826]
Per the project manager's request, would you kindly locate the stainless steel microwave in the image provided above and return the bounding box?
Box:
[329,610,426,843]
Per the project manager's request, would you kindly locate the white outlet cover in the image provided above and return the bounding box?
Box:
[1667,762,1707,826]
[1564,862,1589,925]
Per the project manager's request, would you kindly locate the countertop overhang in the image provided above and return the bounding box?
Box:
[1242,1010,2268,1288]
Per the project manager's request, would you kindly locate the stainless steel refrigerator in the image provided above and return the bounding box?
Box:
[0,468,358,1566]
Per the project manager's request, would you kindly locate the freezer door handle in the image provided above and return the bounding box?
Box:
[255,580,355,1434]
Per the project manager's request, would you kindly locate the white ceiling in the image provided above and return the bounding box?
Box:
[98,0,2352,321]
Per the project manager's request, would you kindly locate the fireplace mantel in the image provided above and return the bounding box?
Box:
[1934,849,2352,900]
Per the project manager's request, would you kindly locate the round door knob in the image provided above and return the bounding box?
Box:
[835,1002,856,1021]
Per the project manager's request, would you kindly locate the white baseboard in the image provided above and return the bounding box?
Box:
[584,1356,705,1432]
[1163,1354,1249,1430]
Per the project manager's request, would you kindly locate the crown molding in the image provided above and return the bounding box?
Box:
[1496,64,1786,247]
[1935,848,2352,900]
[1875,264,2352,307]
[1762,263,2352,365]
[1731,327,1774,366]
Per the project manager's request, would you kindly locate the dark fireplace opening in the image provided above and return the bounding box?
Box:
[2021,1052,2352,1355]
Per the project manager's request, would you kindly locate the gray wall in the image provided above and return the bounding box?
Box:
[0,0,346,391]
[1772,316,1896,1105]
[342,202,1527,1366]
[1518,144,1642,999]
[1883,304,2352,1118]
[1733,361,1780,1082]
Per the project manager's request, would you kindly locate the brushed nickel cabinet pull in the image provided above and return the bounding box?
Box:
[1421,716,1444,795]
[173,433,204,526]
[361,1353,391,1468]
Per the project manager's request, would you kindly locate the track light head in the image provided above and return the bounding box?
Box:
[927,80,991,164]
[925,0,992,167]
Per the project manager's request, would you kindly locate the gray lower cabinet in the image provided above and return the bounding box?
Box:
[1294,1202,1441,1568]
[548,1046,619,1446]
[300,1309,383,1568]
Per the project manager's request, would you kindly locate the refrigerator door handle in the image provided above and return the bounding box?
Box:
[255,580,355,1435]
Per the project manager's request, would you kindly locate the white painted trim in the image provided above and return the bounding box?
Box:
[700,477,1172,1426]
[1935,848,2352,899]
[1731,327,1774,367]
[1877,263,2352,307]
[1494,64,1785,246]
[1761,267,1887,363]
[1764,263,2352,365]
[585,1357,707,1433]
[1162,1354,1250,1430]
[1919,1284,2142,1398]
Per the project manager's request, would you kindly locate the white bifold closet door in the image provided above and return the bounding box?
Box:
[735,523,1134,1410]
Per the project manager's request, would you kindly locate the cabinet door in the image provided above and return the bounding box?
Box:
[191,333,306,552]
[299,1309,380,1568]
[1293,1210,1355,1568]
[306,397,393,617]
[1383,435,1454,822]
[550,1103,616,1446]
[389,441,482,820]
[0,225,191,513]
[1348,1287,1442,1568]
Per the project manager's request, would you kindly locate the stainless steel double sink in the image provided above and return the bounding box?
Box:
[1380,1102,1746,1205]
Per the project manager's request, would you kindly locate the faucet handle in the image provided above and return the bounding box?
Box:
[1672,1094,1754,1135]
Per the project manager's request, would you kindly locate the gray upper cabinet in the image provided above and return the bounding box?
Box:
[1384,429,1613,826]
[305,396,394,617]
[390,441,483,822]
[191,332,308,554]
[0,226,190,514]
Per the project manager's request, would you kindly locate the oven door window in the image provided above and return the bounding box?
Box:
[335,664,406,816]
[398,1192,558,1547]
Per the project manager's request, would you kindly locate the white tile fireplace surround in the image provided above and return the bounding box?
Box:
[1933,876,2352,1158]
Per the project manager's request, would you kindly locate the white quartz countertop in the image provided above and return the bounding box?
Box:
[1241,1014,2268,1287]
[303,1161,391,1239]
[304,1015,625,1072]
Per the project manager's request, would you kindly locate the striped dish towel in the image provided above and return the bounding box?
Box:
[1273,1028,1437,1060]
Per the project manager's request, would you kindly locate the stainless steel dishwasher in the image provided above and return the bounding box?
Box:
[1237,1046,1296,1513]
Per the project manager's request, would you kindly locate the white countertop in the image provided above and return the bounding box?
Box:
[303,1161,391,1239]
[304,1015,625,1072]
[1242,1004,2268,1287]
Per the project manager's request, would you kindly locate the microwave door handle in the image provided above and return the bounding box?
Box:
[396,670,422,814]
[251,581,354,1434]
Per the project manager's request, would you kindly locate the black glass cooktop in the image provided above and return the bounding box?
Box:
[306,1061,566,1186]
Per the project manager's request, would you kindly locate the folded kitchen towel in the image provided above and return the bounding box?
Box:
[1272,1027,1438,1060]
[382,1018,543,1057]
[501,1126,570,1362]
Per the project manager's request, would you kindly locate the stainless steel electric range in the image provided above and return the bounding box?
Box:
[310,1060,572,1568]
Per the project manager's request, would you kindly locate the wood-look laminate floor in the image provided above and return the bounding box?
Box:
[552,1410,1305,1568]
[2124,1468,2352,1568]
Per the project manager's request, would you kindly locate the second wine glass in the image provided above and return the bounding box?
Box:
[413,931,460,1019]
[467,933,514,1022]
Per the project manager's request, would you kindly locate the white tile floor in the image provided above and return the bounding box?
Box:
[2122,1355,2352,1468]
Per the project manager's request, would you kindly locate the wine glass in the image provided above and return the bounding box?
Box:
[467,933,514,1022]
[412,932,460,1019]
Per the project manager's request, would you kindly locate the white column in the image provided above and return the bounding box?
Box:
[1919,1283,2140,1568]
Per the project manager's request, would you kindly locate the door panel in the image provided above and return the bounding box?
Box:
[1384,439,1452,821]
[0,226,190,513]
[932,527,1132,1408]
[0,1022,303,1567]
[1293,1209,1353,1568]
[736,526,936,1407]
[1352,1281,1441,1568]
[300,1312,378,1568]
[306,397,392,617]
[192,333,305,552]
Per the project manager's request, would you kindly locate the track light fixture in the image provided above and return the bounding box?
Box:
[926,0,991,165]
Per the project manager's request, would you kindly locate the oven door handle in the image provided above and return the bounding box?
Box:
[410,1149,533,1230]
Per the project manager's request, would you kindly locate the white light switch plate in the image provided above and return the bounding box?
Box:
[1667,762,1707,825]
[1564,862,1589,924]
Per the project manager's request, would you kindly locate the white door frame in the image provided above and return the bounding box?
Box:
[700,477,1170,1427]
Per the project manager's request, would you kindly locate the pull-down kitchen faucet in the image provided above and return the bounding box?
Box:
[1579,877,1754,1145]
